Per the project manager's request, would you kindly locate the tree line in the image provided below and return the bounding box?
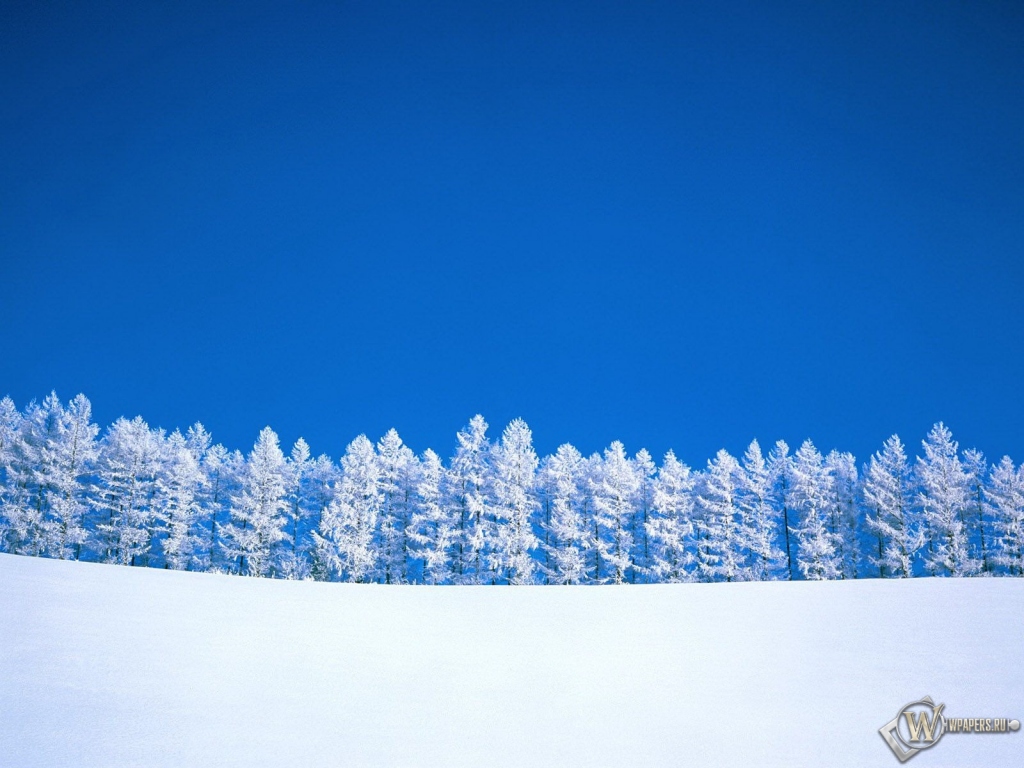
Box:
[1,392,1021,583]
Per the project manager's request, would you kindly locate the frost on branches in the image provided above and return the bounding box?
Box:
[1,392,1021,582]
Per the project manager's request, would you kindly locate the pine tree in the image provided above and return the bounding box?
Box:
[0,396,23,550]
[767,440,795,580]
[591,441,639,584]
[312,435,380,582]
[223,427,290,577]
[631,449,656,582]
[539,443,594,585]
[156,430,205,570]
[862,435,920,578]
[694,450,745,582]
[492,419,540,585]
[789,440,840,580]
[646,450,694,583]
[93,416,163,566]
[277,438,312,579]
[962,448,991,573]
[737,440,785,581]
[446,416,497,584]
[375,429,417,584]
[916,423,980,577]
[986,457,1024,576]
[824,450,860,579]
[407,449,457,584]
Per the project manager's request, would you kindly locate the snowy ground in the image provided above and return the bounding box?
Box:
[1,554,1021,767]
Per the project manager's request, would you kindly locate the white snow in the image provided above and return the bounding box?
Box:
[1,553,1022,767]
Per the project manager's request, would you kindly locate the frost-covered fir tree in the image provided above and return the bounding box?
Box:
[277,438,312,580]
[407,449,457,584]
[824,450,860,579]
[986,457,1024,576]
[312,435,380,582]
[631,448,657,582]
[491,419,540,585]
[539,444,594,585]
[789,440,840,580]
[93,416,163,566]
[591,441,639,584]
[694,450,745,582]
[646,450,694,583]
[446,416,497,584]
[916,423,980,577]
[861,435,920,578]
[375,429,417,584]
[737,440,785,581]
[156,430,206,570]
[767,440,795,579]
[962,448,991,573]
[197,444,243,572]
[223,427,290,577]
[1,394,99,560]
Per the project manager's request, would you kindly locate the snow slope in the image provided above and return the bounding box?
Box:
[1,554,1021,767]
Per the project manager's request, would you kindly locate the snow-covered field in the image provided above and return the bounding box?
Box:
[1,554,1021,767]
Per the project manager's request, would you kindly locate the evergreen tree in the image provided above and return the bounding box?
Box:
[987,457,1024,576]
[157,430,205,570]
[737,440,785,581]
[789,440,840,580]
[540,443,594,585]
[861,435,919,578]
[916,423,980,576]
[375,429,417,584]
[312,435,380,582]
[962,448,991,573]
[646,450,694,583]
[591,441,639,584]
[223,427,290,577]
[767,440,795,580]
[446,416,497,584]
[407,449,457,584]
[93,416,163,567]
[278,438,312,579]
[492,419,540,585]
[694,450,745,582]
[631,449,657,582]
[825,450,860,579]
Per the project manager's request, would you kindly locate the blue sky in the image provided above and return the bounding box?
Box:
[2,0,1022,465]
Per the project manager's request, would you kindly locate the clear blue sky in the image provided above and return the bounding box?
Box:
[2,0,1022,465]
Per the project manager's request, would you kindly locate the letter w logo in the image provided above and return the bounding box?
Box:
[904,705,944,743]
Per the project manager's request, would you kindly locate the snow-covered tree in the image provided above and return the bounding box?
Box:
[156,430,206,570]
[375,429,417,584]
[196,444,243,573]
[223,427,290,577]
[446,416,497,584]
[407,449,457,584]
[737,440,785,581]
[962,448,991,573]
[277,438,312,580]
[0,394,99,560]
[540,443,594,585]
[631,448,657,582]
[312,435,380,582]
[825,450,860,579]
[591,441,639,584]
[93,416,163,566]
[916,423,980,577]
[694,450,745,582]
[789,440,840,580]
[862,435,919,578]
[987,457,1024,576]
[646,450,694,583]
[767,440,795,580]
[491,419,540,585]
